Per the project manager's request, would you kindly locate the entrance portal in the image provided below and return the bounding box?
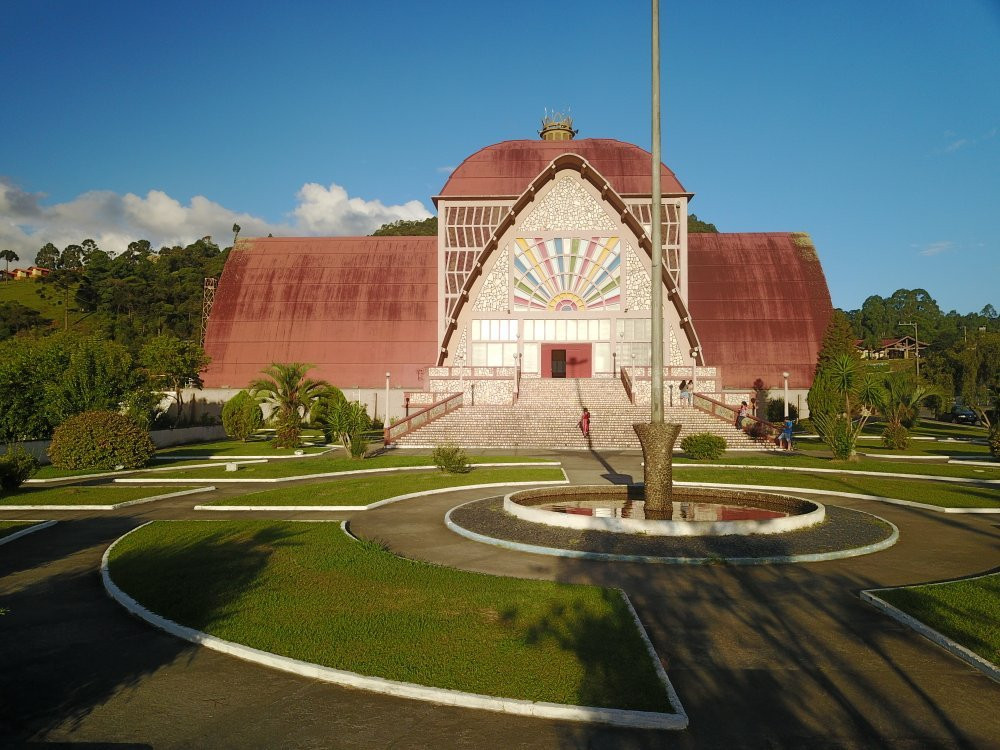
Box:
[541,343,592,378]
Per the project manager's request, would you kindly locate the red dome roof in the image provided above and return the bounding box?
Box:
[437,139,688,201]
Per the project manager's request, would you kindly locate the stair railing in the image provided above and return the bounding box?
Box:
[383,392,463,445]
[620,366,634,404]
[691,393,781,443]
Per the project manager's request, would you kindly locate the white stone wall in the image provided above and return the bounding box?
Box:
[520,175,617,232]
[625,242,651,311]
[472,248,508,312]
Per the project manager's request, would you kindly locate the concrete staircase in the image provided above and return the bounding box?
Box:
[395,378,768,450]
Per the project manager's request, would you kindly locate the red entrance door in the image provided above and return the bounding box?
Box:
[541,343,592,378]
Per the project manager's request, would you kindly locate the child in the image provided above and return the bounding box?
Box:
[781,417,795,450]
[578,407,591,438]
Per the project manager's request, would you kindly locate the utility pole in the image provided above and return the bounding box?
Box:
[649,0,664,424]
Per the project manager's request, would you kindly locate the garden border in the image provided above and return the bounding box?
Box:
[860,572,1000,684]
[678,464,1000,486]
[0,486,216,511]
[0,520,57,546]
[101,521,688,729]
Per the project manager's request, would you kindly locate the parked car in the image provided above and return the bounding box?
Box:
[951,406,979,425]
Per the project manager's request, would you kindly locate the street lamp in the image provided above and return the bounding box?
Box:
[385,372,391,424]
[898,322,919,377]
[782,371,790,419]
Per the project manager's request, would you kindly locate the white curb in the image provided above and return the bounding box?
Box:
[193,477,570,512]
[27,460,267,484]
[670,481,1000,514]
[101,522,687,729]
[861,574,1000,684]
[678,463,1000,485]
[0,486,216,511]
[444,502,899,565]
[0,520,57,546]
[115,461,562,485]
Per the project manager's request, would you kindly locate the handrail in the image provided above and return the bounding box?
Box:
[620,366,634,404]
[383,392,463,445]
[691,393,781,439]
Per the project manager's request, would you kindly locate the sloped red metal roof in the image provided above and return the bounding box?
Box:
[687,233,832,391]
[202,237,438,389]
[437,139,688,201]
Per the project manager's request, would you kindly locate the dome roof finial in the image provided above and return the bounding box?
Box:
[539,108,577,141]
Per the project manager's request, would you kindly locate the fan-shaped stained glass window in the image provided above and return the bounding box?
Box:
[511,237,621,312]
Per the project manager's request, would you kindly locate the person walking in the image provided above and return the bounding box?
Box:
[679,379,691,405]
[736,401,748,429]
[578,407,591,438]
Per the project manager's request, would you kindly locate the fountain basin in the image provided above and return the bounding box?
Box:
[505,486,824,537]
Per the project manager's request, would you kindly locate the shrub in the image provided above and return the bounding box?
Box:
[881,423,909,450]
[747,420,771,440]
[432,442,470,473]
[48,411,155,470]
[222,390,263,442]
[680,433,726,460]
[271,411,302,449]
[0,446,39,493]
[813,413,856,461]
[348,432,368,459]
[990,425,1000,459]
[766,398,799,423]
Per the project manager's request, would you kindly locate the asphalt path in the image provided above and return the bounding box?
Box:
[1,449,998,749]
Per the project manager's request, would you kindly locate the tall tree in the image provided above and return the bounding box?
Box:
[687,213,718,233]
[371,217,438,236]
[0,249,18,281]
[34,243,59,270]
[139,335,211,425]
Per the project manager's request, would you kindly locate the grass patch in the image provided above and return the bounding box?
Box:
[0,486,195,506]
[155,438,328,458]
[672,467,1000,509]
[108,520,669,710]
[147,454,550,481]
[0,521,41,539]
[859,420,988,440]
[675,452,1000,480]
[877,574,1000,666]
[209,467,565,506]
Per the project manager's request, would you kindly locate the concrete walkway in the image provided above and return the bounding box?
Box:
[1,449,998,748]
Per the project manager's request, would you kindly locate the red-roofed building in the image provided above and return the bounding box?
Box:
[203,117,832,417]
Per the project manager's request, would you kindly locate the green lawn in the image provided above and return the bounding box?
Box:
[876,574,1000,666]
[858,420,988,441]
[0,485,197,506]
[108,520,670,711]
[148,454,550,481]
[672,467,1000,509]
[856,443,992,458]
[207,467,565,506]
[675,452,1000,480]
[155,438,329,458]
[0,521,42,539]
[31,457,231,480]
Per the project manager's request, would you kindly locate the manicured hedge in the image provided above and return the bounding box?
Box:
[48,410,155,470]
[680,432,727,460]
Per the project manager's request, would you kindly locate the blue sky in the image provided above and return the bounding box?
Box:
[1,0,997,313]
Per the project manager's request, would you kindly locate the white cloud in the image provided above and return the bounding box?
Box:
[918,241,955,257]
[941,126,997,154]
[436,165,456,174]
[0,178,432,263]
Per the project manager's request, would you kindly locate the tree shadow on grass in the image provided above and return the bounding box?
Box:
[0,517,305,744]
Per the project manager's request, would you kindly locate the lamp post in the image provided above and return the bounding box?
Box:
[898,322,919,377]
[782,371,790,419]
[384,372,390,424]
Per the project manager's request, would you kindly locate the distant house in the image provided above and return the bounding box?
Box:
[11,268,31,280]
[856,335,926,360]
[26,266,51,278]
[8,266,50,280]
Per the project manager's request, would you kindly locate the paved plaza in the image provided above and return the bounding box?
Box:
[1,450,998,748]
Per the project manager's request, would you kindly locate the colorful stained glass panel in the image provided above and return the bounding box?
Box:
[511,237,621,311]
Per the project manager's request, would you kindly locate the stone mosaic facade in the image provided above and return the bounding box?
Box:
[625,242,651,311]
[668,327,683,366]
[472,247,508,312]
[519,176,617,233]
[455,328,468,365]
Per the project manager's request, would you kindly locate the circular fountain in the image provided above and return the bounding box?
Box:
[505,485,824,537]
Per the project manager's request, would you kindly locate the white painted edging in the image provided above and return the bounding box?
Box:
[861,575,1000,684]
[948,459,999,467]
[0,486,217,511]
[101,521,687,729]
[115,461,562,485]
[193,477,570,512]
[445,502,899,565]
[27,460,267,485]
[679,463,1000,485]
[0,520,57,546]
[673,481,1000,515]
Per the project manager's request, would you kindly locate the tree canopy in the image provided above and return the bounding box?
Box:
[371,217,438,236]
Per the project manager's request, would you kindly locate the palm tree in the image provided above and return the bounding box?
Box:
[875,372,941,448]
[812,354,883,460]
[249,363,334,448]
[0,249,18,282]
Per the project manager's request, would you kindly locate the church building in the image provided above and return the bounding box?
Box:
[202,117,832,424]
